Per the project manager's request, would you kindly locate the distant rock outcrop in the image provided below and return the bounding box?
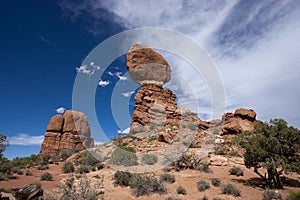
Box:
[39,110,94,156]
[221,108,258,135]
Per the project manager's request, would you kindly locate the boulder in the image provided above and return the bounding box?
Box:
[46,114,64,132]
[126,44,171,85]
[221,108,257,135]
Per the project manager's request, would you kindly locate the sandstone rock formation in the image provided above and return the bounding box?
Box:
[221,108,257,135]
[127,44,209,146]
[127,44,171,85]
[39,110,94,156]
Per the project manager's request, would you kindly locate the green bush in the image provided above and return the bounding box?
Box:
[221,184,240,197]
[59,148,80,161]
[39,154,51,165]
[187,123,197,131]
[176,186,186,195]
[198,163,212,173]
[113,171,133,187]
[62,162,75,173]
[25,170,32,176]
[11,166,20,174]
[76,165,89,174]
[0,173,8,181]
[263,190,282,200]
[160,173,176,183]
[17,169,23,175]
[113,171,167,197]
[214,145,229,155]
[77,151,99,167]
[287,190,300,200]
[228,166,244,176]
[142,154,158,165]
[38,165,49,170]
[130,175,167,197]
[41,172,52,181]
[109,148,138,166]
[197,180,210,191]
[0,187,11,193]
[211,178,221,187]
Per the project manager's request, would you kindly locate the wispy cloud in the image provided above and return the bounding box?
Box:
[121,91,134,97]
[107,71,128,81]
[8,134,44,146]
[98,79,110,87]
[61,0,300,127]
[76,62,101,75]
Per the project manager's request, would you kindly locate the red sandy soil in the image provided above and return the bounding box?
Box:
[1,161,299,200]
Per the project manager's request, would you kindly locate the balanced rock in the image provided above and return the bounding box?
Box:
[39,110,94,156]
[221,108,258,135]
[126,44,171,85]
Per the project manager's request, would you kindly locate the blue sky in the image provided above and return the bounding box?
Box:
[1,0,300,159]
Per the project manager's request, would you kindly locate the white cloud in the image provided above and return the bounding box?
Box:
[61,0,300,127]
[8,134,44,146]
[98,79,110,87]
[76,65,94,75]
[107,71,114,76]
[55,107,66,114]
[76,62,101,75]
[121,91,134,98]
[116,72,128,81]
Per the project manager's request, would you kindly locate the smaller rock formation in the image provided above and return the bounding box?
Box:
[127,44,171,85]
[221,108,258,135]
[39,110,94,156]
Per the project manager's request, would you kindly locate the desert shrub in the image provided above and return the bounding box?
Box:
[59,148,80,161]
[198,163,212,173]
[113,171,133,187]
[160,173,176,183]
[39,153,51,165]
[221,184,240,197]
[214,144,229,155]
[229,166,244,176]
[227,150,241,157]
[96,163,104,170]
[0,188,11,193]
[41,172,52,181]
[51,154,60,163]
[0,173,8,181]
[176,186,187,195]
[130,175,167,197]
[11,166,20,174]
[109,148,138,166]
[263,190,282,200]
[25,170,32,176]
[199,195,208,200]
[120,146,136,153]
[113,171,166,197]
[38,165,49,170]
[62,162,75,173]
[17,169,23,175]
[172,153,202,171]
[142,154,158,165]
[197,180,210,191]
[187,123,197,131]
[211,178,221,187]
[76,165,89,174]
[287,190,300,200]
[77,151,99,167]
[165,197,182,200]
[59,175,104,200]
[212,198,223,200]
[213,128,220,135]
